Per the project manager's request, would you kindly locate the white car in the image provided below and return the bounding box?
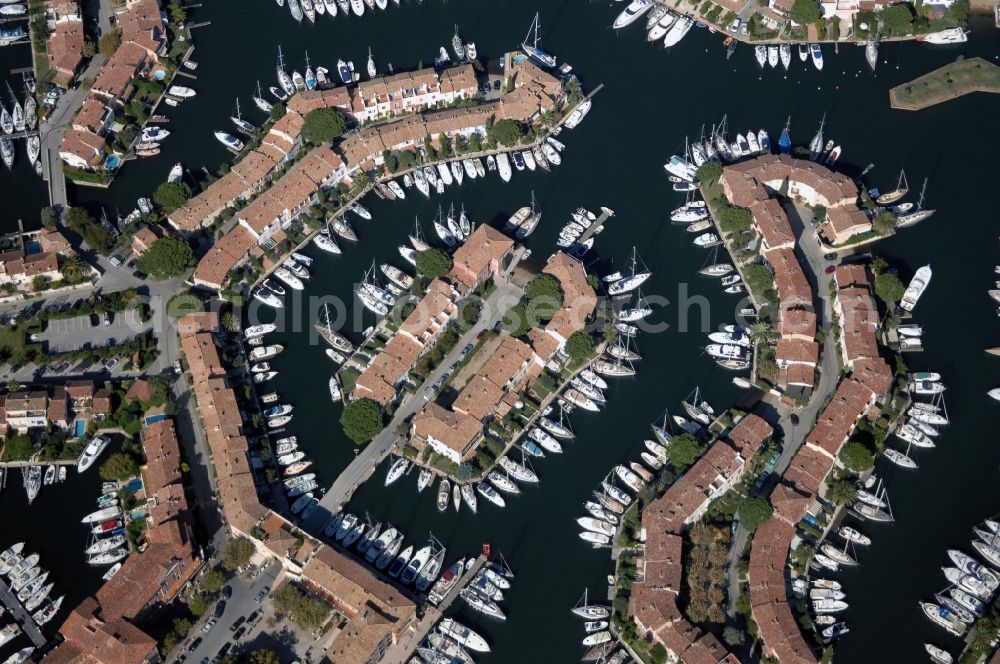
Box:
[728,18,741,33]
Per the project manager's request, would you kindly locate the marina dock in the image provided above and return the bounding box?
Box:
[574,206,614,248]
[381,554,487,664]
[0,578,47,648]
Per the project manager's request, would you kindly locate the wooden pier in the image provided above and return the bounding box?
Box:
[0,578,47,648]
[575,206,615,248]
[381,554,487,664]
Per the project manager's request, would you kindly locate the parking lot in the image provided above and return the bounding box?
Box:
[38,309,149,352]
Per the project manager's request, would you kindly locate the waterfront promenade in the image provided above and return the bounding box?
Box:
[304,274,524,533]
[0,578,47,648]
[381,554,487,664]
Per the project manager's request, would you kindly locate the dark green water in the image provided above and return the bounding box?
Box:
[6,0,1000,661]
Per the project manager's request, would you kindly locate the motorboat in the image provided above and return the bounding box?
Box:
[921,601,967,636]
[214,131,244,151]
[77,434,112,473]
[767,45,779,68]
[439,618,490,653]
[662,15,692,47]
[755,45,766,68]
[810,43,824,70]
[901,265,932,312]
[437,479,451,512]
[580,531,610,546]
[613,0,651,29]
[920,27,968,44]
[943,567,991,599]
[812,599,848,613]
[925,644,955,664]
[838,526,871,545]
[578,517,614,536]
[564,100,592,130]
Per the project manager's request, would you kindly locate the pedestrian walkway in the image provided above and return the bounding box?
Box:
[381,555,487,664]
[0,578,47,648]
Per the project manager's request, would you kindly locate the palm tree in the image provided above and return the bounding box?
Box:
[827,479,857,506]
[969,618,996,653]
[59,256,84,282]
[748,321,777,346]
[221,312,239,333]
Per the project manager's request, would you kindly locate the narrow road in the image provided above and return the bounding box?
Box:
[725,202,842,617]
[305,276,523,533]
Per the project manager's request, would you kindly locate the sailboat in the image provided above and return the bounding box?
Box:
[304,52,317,90]
[607,247,651,296]
[522,12,557,68]
[7,83,24,132]
[276,46,295,97]
[252,81,273,113]
[367,47,377,78]
[876,169,910,205]
[808,114,825,161]
[866,32,879,72]
[778,117,792,154]
[571,589,610,620]
[896,178,934,226]
[231,99,254,135]
[452,24,465,60]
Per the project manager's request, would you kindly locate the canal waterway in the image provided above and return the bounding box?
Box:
[3,1,1000,661]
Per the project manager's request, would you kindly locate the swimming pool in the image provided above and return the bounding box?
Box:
[153,70,166,81]
[105,154,121,170]
[145,413,167,425]
[123,478,143,494]
[74,419,86,438]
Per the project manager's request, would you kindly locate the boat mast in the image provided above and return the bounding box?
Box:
[916,177,928,210]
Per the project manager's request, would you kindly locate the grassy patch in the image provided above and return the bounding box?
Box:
[890,57,1000,110]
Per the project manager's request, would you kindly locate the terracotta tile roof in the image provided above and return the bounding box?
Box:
[452,374,505,421]
[125,379,154,403]
[767,247,812,310]
[779,308,817,339]
[59,129,105,169]
[192,225,256,289]
[74,95,114,134]
[411,402,481,458]
[775,338,820,365]
[398,278,459,342]
[47,19,85,79]
[726,413,773,458]
[352,334,422,406]
[750,198,795,251]
[783,363,816,388]
[448,225,514,290]
[542,252,596,343]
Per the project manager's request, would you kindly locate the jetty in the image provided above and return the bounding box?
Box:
[380,554,487,664]
[0,577,47,648]
[574,206,614,248]
[889,57,1000,111]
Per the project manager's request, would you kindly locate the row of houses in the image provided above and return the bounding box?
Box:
[45,415,200,664]
[183,55,569,290]
[627,413,774,664]
[407,250,597,465]
[0,380,110,434]
[177,312,420,663]
[748,264,894,663]
[58,0,168,170]
[45,0,85,87]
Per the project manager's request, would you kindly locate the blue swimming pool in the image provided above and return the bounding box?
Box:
[153,70,166,81]
[105,154,121,170]
[74,419,86,437]
[145,413,167,425]
[25,241,40,255]
[123,478,143,494]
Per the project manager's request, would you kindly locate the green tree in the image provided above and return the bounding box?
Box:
[167,1,185,23]
[874,272,905,307]
[65,207,114,254]
[40,206,58,226]
[695,161,723,183]
[249,651,281,664]
[139,237,194,279]
[723,626,745,647]
[200,568,225,594]
[717,206,753,232]
[98,28,121,58]
[60,256,85,282]
[827,478,858,505]
[272,584,329,630]
[1,434,35,461]
[668,433,701,471]
[188,592,208,616]
[340,398,384,444]
[650,643,668,664]
[839,441,875,472]
[525,274,563,322]
[153,181,192,212]
[738,496,773,532]
[881,4,914,34]
[221,312,238,333]
[221,537,254,571]
[490,119,523,147]
[790,0,822,24]
[415,248,453,280]
[302,108,346,144]
[748,321,778,345]
[99,452,139,482]
[565,332,595,363]
[502,302,532,338]
[872,210,895,236]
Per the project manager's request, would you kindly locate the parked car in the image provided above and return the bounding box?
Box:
[214,600,227,618]
[229,616,245,632]
[728,18,740,33]
[254,589,267,604]
[823,253,838,261]
[187,637,202,652]
[104,358,119,371]
[221,585,232,599]
[200,618,216,634]
[103,311,112,326]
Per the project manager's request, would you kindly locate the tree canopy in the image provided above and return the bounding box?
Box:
[490,119,523,147]
[272,584,329,630]
[99,452,139,482]
[524,274,564,322]
[695,161,723,183]
[139,236,194,279]
[565,332,595,363]
[153,181,192,212]
[200,568,225,594]
[667,433,702,471]
[881,4,914,34]
[790,0,822,24]
[839,440,875,472]
[502,302,533,338]
[221,537,254,571]
[302,108,346,143]
[717,206,753,232]
[98,29,121,58]
[65,207,114,254]
[415,248,453,279]
[738,497,774,532]
[340,398,384,444]
[874,272,906,307]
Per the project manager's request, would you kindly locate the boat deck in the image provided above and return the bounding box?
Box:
[0,577,47,648]
[380,554,487,664]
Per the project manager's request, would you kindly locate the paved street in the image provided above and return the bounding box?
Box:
[305,274,524,533]
[177,563,281,664]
